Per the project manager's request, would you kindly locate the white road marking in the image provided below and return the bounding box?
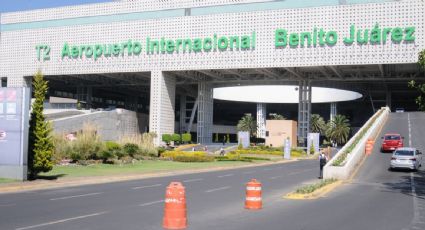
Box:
[205,186,231,193]
[139,200,164,207]
[15,211,108,230]
[270,175,285,180]
[183,178,203,183]
[408,113,412,147]
[410,172,420,228]
[242,171,255,174]
[132,184,162,190]
[49,192,103,201]
[288,168,315,175]
[0,203,16,207]
[218,174,234,178]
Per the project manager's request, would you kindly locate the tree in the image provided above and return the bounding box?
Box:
[237,113,257,138]
[310,114,326,134]
[181,133,191,143]
[214,133,219,142]
[28,71,54,179]
[171,134,181,145]
[269,113,286,120]
[408,50,425,111]
[226,134,230,144]
[326,114,350,145]
[162,134,172,145]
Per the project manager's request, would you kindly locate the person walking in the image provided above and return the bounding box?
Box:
[220,147,225,156]
[319,151,328,179]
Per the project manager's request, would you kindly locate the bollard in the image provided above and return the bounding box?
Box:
[163,182,187,229]
[245,179,262,210]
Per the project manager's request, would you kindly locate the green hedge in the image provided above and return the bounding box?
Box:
[161,151,214,162]
[332,109,384,166]
[295,179,337,194]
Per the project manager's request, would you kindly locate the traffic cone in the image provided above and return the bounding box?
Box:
[163,182,187,229]
[245,179,262,210]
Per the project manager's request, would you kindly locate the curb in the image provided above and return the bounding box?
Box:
[0,158,299,194]
[284,180,344,200]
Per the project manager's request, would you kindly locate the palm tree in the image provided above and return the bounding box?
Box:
[237,114,257,138]
[310,114,326,134]
[269,113,286,120]
[326,114,350,145]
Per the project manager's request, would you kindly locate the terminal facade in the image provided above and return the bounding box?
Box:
[0,0,424,146]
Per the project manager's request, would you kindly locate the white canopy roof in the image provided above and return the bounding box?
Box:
[213,85,362,103]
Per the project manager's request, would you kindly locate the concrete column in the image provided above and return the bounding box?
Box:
[297,80,312,147]
[386,90,392,109]
[330,102,337,121]
[197,77,213,144]
[256,103,266,138]
[149,70,176,146]
[86,86,93,109]
[179,95,187,134]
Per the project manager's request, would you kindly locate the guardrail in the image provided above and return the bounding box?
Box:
[324,107,390,180]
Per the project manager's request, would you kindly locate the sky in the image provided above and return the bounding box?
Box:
[0,0,113,13]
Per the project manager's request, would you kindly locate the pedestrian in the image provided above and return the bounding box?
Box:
[192,147,195,152]
[220,147,225,156]
[319,151,328,179]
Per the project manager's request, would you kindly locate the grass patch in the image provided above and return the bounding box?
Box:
[39,160,251,178]
[295,179,338,194]
[0,178,18,184]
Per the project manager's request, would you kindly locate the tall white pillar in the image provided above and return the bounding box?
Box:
[256,103,266,138]
[149,70,176,146]
[197,77,213,144]
[330,102,337,121]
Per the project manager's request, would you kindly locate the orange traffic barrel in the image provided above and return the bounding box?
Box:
[163,182,187,229]
[245,179,262,210]
[365,139,375,155]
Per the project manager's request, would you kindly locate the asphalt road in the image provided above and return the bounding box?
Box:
[1,112,424,230]
[0,158,320,230]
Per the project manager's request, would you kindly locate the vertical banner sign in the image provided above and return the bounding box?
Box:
[284,138,291,160]
[0,88,30,180]
[238,131,250,148]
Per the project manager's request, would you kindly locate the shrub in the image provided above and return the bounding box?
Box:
[71,123,104,160]
[171,134,181,145]
[123,143,139,157]
[162,134,172,145]
[295,179,337,194]
[119,133,158,157]
[238,141,243,150]
[309,142,315,155]
[181,133,191,143]
[161,151,214,162]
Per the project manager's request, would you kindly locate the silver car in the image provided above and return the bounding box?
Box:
[390,147,423,171]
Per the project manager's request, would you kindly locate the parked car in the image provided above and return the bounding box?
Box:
[390,147,422,171]
[381,133,404,152]
[395,108,405,113]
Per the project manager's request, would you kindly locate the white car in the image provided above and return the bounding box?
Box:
[390,147,422,171]
[395,108,405,113]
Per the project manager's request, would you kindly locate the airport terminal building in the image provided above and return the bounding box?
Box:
[0,0,424,145]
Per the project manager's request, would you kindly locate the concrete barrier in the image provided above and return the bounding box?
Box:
[324,107,390,180]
